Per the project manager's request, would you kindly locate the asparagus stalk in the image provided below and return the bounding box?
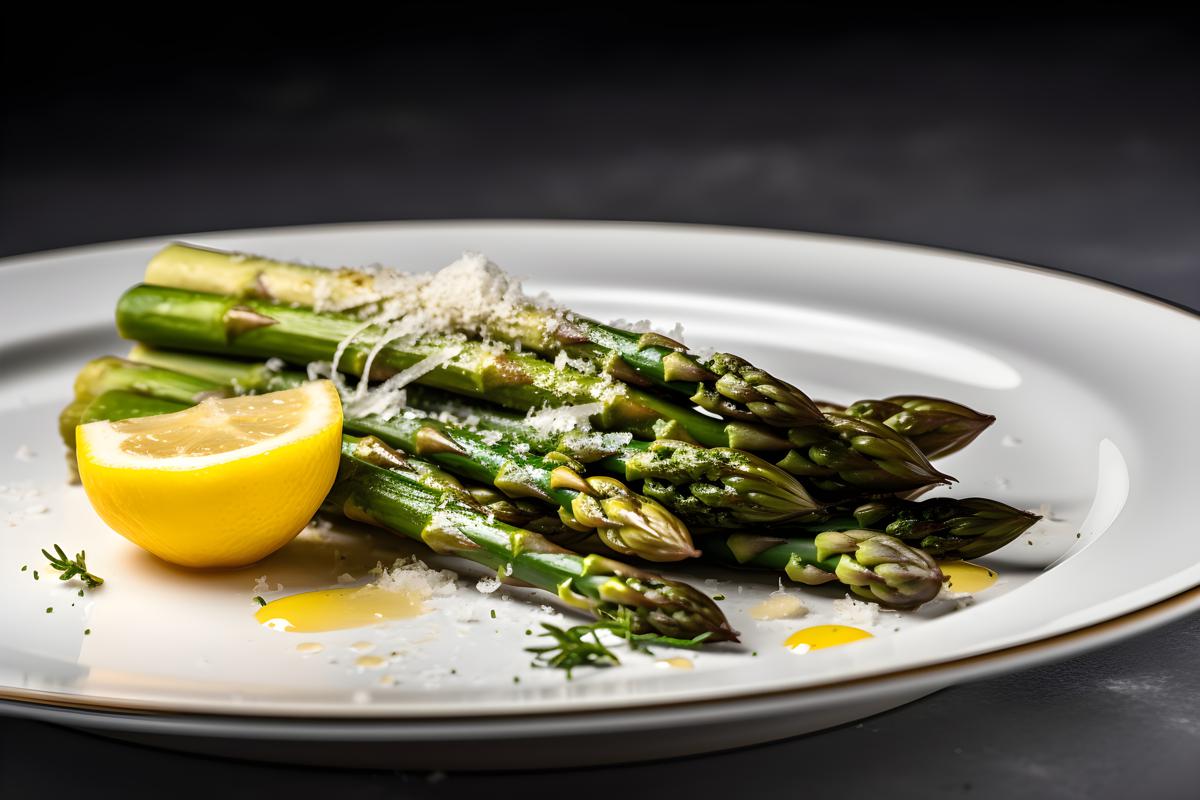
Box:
[71,389,737,642]
[116,284,791,451]
[838,496,1039,560]
[394,387,825,527]
[343,415,698,562]
[712,496,1039,563]
[330,435,738,642]
[141,246,955,492]
[68,355,698,562]
[776,412,952,494]
[819,397,995,460]
[145,242,826,428]
[116,284,950,493]
[70,381,945,606]
[705,529,943,609]
[405,387,952,498]
[126,349,826,525]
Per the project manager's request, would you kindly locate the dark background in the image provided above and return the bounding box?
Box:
[2,9,1198,798]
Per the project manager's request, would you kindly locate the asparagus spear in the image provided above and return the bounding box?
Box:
[344,415,698,562]
[141,246,958,491]
[116,284,791,451]
[383,387,825,527]
[704,529,943,609]
[144,242,825,428]
[71,390,737,642]
[124,349,825,527]
[711,495,1038,563]
[840,496,1038,560]
[776,411,952,494]
[819,397,995,460]
[117,285,952,493]
[71,387,939,611]
[67,356,698,562]
[330,435,738,642]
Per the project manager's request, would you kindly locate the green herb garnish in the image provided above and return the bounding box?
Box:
[253,596,267,607]
[526,608,712,678]
[41,544,104,589]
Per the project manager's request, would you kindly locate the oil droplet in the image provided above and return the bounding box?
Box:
[355,655,387,670]
[655,657,694,670]
[295,642,324,655]
[750,592,808,620]
[350,641,375,653]
[256,585,425,633]
[785,625,872,654]
[939,561,998,593]
[379,674,397,687]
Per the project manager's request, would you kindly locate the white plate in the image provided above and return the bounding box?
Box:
[1,221,1197,769]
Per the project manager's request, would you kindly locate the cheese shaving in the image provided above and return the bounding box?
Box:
[369,557,458,598]
[831,594,881,627]
[343,344,464,420]
[524,403,604,437]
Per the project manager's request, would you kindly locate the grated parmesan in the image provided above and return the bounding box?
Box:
[936,583,975,610]
[476,576,501,594]
[369,557,458,598]
[523,403,604,437]
[831,594,881,627]
[343,344,464,420]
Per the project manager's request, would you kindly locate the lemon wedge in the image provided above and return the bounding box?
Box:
[76,380,342,568]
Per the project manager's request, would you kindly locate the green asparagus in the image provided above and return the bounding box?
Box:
[116,284,792,451]
[67,356,698,562]
[139,246,955,493]
[709,497,1039,562]
[144,242,826,428]
[705,529,943,609]
[393,387,826,527]
[820,397,995,460]
[125,349,825,527]
[329,435,738,642]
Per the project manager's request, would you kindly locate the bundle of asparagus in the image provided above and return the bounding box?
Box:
[60,243,1041,665]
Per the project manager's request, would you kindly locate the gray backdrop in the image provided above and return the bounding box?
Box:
[2,14,1197,798]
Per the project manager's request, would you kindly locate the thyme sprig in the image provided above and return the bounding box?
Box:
[526,609,711,678]
[41,544,104,589]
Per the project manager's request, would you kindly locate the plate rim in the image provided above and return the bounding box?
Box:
[1,218,1195,320]
[2,219,1197,723]
[3,585,1196,726]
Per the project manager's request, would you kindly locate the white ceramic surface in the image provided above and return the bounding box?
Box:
[1,222,1197,768]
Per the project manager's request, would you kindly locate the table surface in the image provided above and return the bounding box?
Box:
[1,16,1197,798]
